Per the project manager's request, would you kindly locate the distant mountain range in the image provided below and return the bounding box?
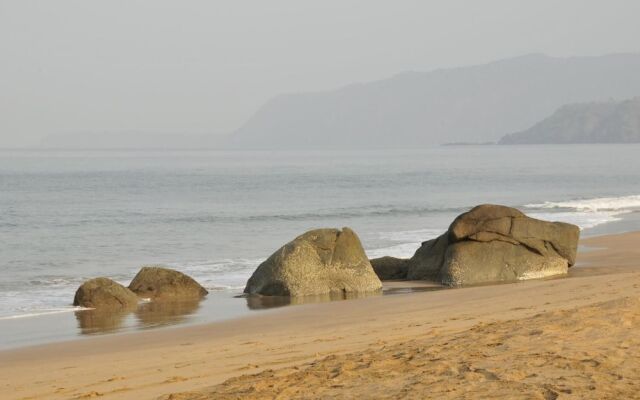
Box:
[224,53,640,149]
[499,97,640,144]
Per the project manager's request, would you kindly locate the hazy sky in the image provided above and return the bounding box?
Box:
[1,0,640,147]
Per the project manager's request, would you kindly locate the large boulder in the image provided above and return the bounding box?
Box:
[73,277,139,309]
[448,204,579,265]
[406,204,580,286]
[244,227,382,296]
[129,266,208,300]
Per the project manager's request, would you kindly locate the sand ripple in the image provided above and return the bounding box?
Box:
[163,296,640,399]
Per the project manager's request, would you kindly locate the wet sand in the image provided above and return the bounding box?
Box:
[0,277,441,350]
[1,231,639,399]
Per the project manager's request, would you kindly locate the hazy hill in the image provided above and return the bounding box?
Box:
[225,53,640,149]
[499,97,640,144]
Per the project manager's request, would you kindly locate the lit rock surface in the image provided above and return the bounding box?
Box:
[73,277,139,309]
[407,204,579,286]
[245,228,382,296]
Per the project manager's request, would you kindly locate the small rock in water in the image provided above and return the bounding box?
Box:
[129,266,208,300]
[73,277,138,309]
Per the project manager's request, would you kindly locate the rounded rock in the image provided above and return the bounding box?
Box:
[129,266,208,300]
[73,277,139,309]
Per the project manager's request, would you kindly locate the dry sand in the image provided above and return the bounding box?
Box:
[1,231,639,400]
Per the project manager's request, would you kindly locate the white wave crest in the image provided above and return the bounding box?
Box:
[366,243,421,259]
[525,194,640,230]
[377,228,444,243]
[525,194,640,212]
[526,211,627,230]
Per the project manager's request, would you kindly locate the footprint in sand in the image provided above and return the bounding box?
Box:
[164,376,189,383]
[75,391,103,399]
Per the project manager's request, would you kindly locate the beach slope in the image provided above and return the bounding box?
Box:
[1,232,639,399]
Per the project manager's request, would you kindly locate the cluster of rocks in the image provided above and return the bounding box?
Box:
[74,205,580,305]
[74,266,208,309]
[243,204,579,297]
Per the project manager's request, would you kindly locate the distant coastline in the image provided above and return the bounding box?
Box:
[224,53,640,149]
[500,97,640,144]
[441,141,495,146]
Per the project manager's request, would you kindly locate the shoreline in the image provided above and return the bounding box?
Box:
[2,210,638,351]
[1,230,639,399]
[0,280,443,351]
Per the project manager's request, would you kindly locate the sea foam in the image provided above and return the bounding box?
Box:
[525,194,640,230]
[525,194,640,212]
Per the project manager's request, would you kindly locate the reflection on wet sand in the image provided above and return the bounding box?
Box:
[382,286,446,295]
[75,284,447,335]
[75,308,131,335]
[75,298,203,334]
[244,283,449,310]
[244,290,383,310]
[135,298,202,328]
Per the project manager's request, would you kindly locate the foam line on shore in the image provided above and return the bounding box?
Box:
[0,307,93,320]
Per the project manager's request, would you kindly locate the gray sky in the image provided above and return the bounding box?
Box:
[1,0,640,147]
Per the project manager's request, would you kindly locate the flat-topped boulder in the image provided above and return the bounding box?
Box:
[129,266,208,300]
[244,227,382,297]
[448,204,579,265]
[405,204,580,286]
[73,277,139,309]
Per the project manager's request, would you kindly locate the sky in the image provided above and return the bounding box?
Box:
[1,0,640,147]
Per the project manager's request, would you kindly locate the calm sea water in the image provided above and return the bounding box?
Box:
[1,145,639,323]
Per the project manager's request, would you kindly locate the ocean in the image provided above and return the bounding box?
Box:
[1,145,639,346]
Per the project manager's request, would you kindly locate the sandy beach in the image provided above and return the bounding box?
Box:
[3,3,640,399]
[1,231,639,400]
